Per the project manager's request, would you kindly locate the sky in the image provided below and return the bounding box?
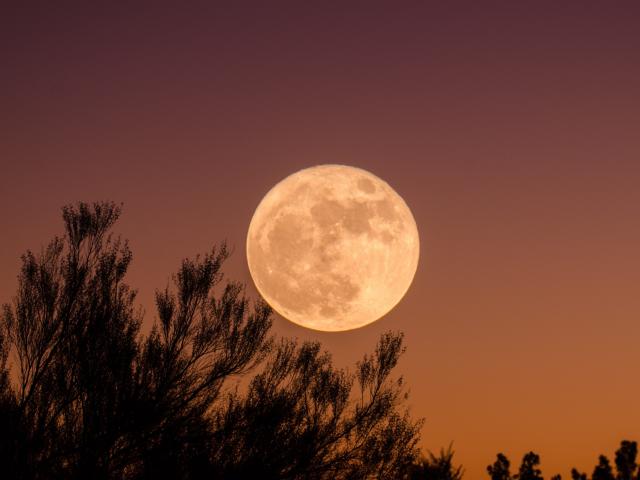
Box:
[2,2,640,477]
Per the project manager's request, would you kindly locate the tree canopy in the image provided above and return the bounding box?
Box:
[0,202,422,479]
[488,441,638,480]
[1,202,636,480]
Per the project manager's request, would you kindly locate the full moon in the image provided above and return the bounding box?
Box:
[246,164,420,331]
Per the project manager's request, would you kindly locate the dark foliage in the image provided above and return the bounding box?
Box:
[571,441,638,480]
[615,441,638,480]
[592,456,614,480]
[208,331,422,479]
[408,444,464,480]
[572,470,588,480]
[0,202,422,479]
[487,451,546,480]
[488,453,512,480]
[516,452,544,480]
[488,441,638,480]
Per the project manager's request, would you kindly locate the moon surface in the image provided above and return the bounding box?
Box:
[246,164,420,332]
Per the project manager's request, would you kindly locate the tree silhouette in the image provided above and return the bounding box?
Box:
[488,451,555,480]
[133,242,273,478]
[409,444,464,480]
[487,441,639,480]
[207,332,422,479]
[592,455,615,480]
[572,469,588,480]
[488,453,512,480]
[570,441,639,480]
[614,441,638,480]
[516,452,544,480]
[0,314,22,470]
[0,202,422,479]
[6,201,637,480]
[1,202,145,478]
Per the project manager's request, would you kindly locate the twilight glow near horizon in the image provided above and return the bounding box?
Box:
[1,3,639,478]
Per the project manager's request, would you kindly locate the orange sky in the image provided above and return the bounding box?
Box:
[2,3,639,477]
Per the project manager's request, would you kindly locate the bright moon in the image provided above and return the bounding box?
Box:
[246,164,420,332]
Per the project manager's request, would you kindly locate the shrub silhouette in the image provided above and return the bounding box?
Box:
[0,202,422,479]
[615,441,638,480]
[2,201,637,480]
[571,440,638,480]
[516,452,544,480]
[489,441,638,480]
[408,444,464,480]
[591,455,615,480]
[488,453,512,480]
[487,451,545,480]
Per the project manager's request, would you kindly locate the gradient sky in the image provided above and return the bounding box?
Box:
[2,3,640,478]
